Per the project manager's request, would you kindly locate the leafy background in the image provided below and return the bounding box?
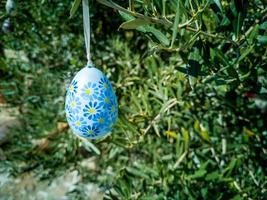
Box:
[0,0,266,199]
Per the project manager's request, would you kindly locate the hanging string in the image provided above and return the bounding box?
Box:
[82,0,92,66]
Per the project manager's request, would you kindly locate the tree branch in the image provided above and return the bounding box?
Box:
[96,0,172,26]
[96,0,237,46]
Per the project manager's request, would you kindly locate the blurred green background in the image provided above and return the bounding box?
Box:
[0,0,266,199]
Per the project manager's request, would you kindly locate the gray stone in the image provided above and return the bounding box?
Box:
[0,106,19,144]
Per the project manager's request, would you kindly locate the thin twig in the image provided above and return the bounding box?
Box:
[186,26,238,46]
[144,99,179,135]
[174,151,188,168]
[96,0,172,26]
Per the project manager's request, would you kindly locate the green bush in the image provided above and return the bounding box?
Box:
[0,0,266,199]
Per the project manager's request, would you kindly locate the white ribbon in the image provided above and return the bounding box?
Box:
[82,0,92,65]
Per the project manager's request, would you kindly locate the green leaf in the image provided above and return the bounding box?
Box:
[248,24,259,43]
[259,21,267,30]
[238,45,254,63]
[119,18,150,30]
[211,48,229,66]
[181,127,189,150]
[119,11,147,33]
[199,127,211,143]
[231,195,243,200]
[202,9,218,32]
[188,47,201,88]
[70,0,81,18]
[212,47,239,82]
[114,179,131,198]
[220,15,230,26]
[126,167,150,179]
[0,58,8,72]
[119,116,139,135]
[170,0,180,48]
[186,31,200,49]
[233,12,242,38]
[257,35,267,45]
[230,1,237,17]
[223,158,237,176]
[81,140,101,155]
[140,165,159,178]
[119,11,170,46]
[188,169,207,179]
[194,121,211,143]
[205,171,221,181]
[213,0,223,12]
[144,26,170,46]
[119,10,134,20]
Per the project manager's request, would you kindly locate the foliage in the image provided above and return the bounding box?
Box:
[0,0,266,199]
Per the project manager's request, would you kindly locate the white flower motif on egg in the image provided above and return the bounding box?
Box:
[65,65,118,139]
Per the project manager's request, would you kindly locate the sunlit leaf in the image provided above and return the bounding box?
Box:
[70,0,81,18]
[119,18,150,30]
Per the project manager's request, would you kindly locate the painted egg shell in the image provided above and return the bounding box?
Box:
[65,65,118,139]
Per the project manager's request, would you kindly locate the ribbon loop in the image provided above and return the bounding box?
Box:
[82,0,91,63]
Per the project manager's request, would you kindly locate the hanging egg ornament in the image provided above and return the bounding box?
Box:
[65,63,118,139]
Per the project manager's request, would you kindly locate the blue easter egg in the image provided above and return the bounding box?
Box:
[65,64,118,139]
